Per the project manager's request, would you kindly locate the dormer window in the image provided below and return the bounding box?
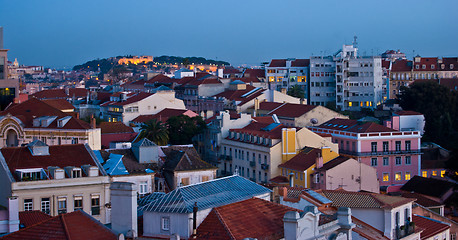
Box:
[72,169,82,178]
[451,64,454,69]
[422,64,426,69]
[441,64,445,69]
[415,65,419,69]
[431,64,435,69]
[17,168,45,181]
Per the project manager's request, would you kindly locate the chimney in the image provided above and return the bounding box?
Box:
[315,152,323,169]
[279,187,287,198]
[110,182,137,238]
[191,202,198,238]
[289,172,294,187]
[337,207,355,230]
[253,98,259,117]
[91,115,96,129]
[8,196,19,233]
[76,112,80,119]
[0,27,3,49]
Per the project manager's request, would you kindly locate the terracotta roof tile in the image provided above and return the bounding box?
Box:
[317,156,351,171]
[162,147,216,172]
[279,147,321,172]
[268,59,287,68]
[229,121,290,140]
[291,59,310,67]
[243,69,265,78]
[268,103,318,118]
[146,74,174,84]
[439,57,458,71]
[412,215,450,240]
[316,118,396,133]
[413,57,438,72]
[42,99,75,111]
[31,89,68,99]
[1,210,116,240]
[99,122,134,134]
[196,197,300,240]
[131,108,197,124]
[102,92,153,106]
[19,211,52,227]
[391,59,413,72]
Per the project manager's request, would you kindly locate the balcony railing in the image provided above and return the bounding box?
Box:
[261,163,270,170]
[250,161,256,167]
[339,149,421,157]
[395,222,415,239]
[218,155,232,161]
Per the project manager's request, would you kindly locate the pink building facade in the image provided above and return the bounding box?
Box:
[309,119,421,187]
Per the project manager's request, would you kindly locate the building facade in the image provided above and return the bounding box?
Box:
[265,59,309,95]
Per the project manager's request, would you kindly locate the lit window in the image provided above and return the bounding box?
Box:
[348,102,352,107]
[383,173,389,182]
[161,217,170,231]
[441,170,445,178]
[422,171,428,177]
[24,199,33,211]
[405,172,411,180]
[395,172,402,181]
[432,171,437,176]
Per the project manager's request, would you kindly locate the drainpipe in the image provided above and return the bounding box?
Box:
[192,202,198,238]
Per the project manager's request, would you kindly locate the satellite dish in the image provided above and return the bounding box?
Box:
[310,118,318,125]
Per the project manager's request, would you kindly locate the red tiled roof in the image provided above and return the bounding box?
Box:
[229,121,288,140]
[196,197,300,240]
[398,192,442,207]
[439,57,458,71]
[268,59,287,68]
[382,60,391,70]
[31,89,67,99]
[186,76,222,86]
[257,101,284,111]
[213,85,264,106]
[1,144,100,180]
[269,175,289,183]
[316,118,397,133]
[243,69,265,78]
[223,67,242,74]
[19,211,52,227]
[1,210,117,240]
[268,103,318,118]
[252,116,275,124]
[291,59,310,67]
[99,122,134,134]
[0,98,91,129]
[101,132,138,149]
[279,147,321,172]
[413,57,438,72]
[231,77,261,83]
[317,156,351,171]
[96,92,112,103]
[101,92,153,106]
[316,189,415,209]
[438,78,458,91]
[412,215,450,240]
[133,108,197,124]
[395,110,422,116]
[68,88,89,98]
[146,74,174,84]
[391,59,413,72]
[42,99,75,111]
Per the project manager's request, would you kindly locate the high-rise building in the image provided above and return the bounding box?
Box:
[309,56,336,106]
[0,27,19,110]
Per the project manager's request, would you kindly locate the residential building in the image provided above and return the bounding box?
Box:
[389,59,413,99]
[0,27,19,110]
[384,111,425,135]
[131,108,198,127]
[0,210,117,240]
[412,215,451,240]
[412,204,458,240]
[265,58,309,95]
[100,90,185,124]
[140,175,271,239]
[31,88,89,101]
[0,141,111,223]
[401,176,456,205]
[309,118,422,187]
[412,57,439,80]
[309,56,336,106]
[160,145,217,190]
[382,50,407,61]
[420,142,449,179]
[437,57,458,79]
[219,117,338,183]
[0,98,101,150]
[334,44,384,110]
[98,122,138,149]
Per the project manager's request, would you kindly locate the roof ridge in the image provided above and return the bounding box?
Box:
[61,213,72,240]
[213,207,237,240]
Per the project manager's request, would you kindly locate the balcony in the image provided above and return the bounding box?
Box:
[395,222,416,239]
[218,155,232,161]
[339,149,421,157]
[261,163,270,170]
[250,161,256,167]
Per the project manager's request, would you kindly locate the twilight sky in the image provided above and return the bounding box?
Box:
[1,0,457,68]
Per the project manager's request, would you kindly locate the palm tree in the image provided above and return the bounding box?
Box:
[139,119,169,145]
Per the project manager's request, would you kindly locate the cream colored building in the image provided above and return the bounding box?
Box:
[0,142,111,224]
[0,98,101,150]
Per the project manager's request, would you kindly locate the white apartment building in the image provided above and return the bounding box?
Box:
[335,45,384,111]
[309,56,336,106]
[265,59,309,96]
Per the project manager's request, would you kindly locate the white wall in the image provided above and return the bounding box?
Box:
[399,115,425,135]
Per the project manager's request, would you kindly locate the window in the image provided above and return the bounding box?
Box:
[383,141,389,152]
[161,217,170,231]
[202,176,209,182]
[181,177,190,186]
[371,158,378,166]
[91,195,100,216]
[395,172,402,181]
[422,171,428,177]
[405,141,411,151]
[383,173,389,182]
[72,169,81,178]
[432,171,437,176]
[41,198,50,215]
[72,137,78,144]
[74,196,83,211]
[371,142,377,152]
[441,170,446,178]
[395,141,401,151]
[58,197,67,214]
[383,157,389,166]
[405,156,411,165]
[139,181,148,197]
[395,157,402,165]
[24,199,33,211]
[258,154,261,164]
[405,172,411,181]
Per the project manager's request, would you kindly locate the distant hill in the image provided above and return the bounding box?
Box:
[72,55,230,73]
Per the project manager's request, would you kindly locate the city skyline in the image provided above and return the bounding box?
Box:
[1,0,458,68]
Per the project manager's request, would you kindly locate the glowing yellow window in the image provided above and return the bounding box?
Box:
[422,171,427,177]
[269,76,275,82]
[432,171,437,176]
[348,102,352,107]
[383,173,389,182]
[405,172,411,180]
[395,172,401,181]
[360,102,363,107]
[277,77,283,82]
[366,101,370,106]
[441,170,445,177]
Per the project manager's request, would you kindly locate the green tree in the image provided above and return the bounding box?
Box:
[287,85,305,99]
[139,119,169,145]
[166,115,207,145]
[398,80,457,146]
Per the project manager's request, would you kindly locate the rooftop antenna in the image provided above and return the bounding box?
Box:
[353,35,358,48]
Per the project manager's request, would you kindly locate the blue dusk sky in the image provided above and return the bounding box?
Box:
[1,0,457,68]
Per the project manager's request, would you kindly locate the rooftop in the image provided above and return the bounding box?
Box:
[315,118,397,133]
[401,176,456,198]
[412,214,450,240]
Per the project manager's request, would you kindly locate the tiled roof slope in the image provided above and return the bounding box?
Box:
[268,103,318,118]
[317,189,415,209]
[99,122,134,134]
[1,144,101,180]
[229,121,290,140]
[42,99,75,111]
[398,192,442,207]
[19,211,52,228]
[243,68,265,78]
[31,89,68,99]
[412,215,450,240]
[0,210,116,240]
[317,118,396,133]
[279,147,321,172]
[163,149,216,172]
[318,156,351,171]
[401,176,456,198]
[196,197,299,240]
[143,175,271,213]
[132,108,195,124]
